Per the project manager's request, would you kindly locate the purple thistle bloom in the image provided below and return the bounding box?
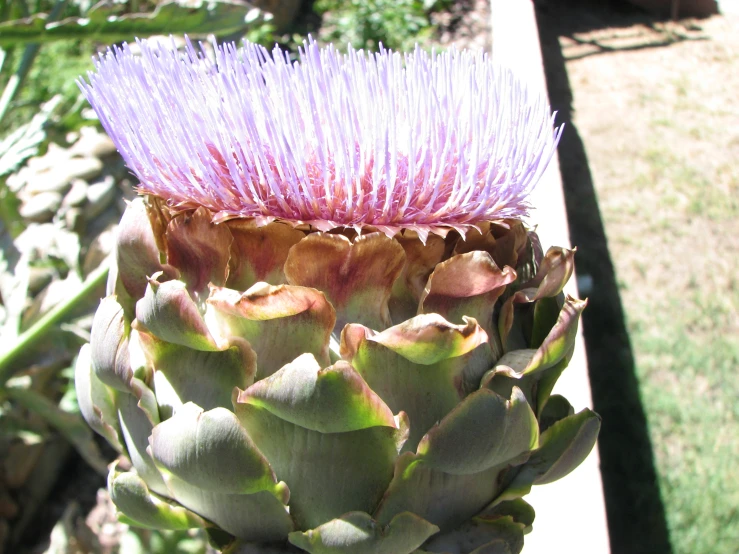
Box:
[80,37,561,237]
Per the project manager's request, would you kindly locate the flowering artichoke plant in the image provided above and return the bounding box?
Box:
[75,38,600,554]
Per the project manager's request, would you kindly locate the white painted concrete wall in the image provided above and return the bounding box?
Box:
[489,2,611,553]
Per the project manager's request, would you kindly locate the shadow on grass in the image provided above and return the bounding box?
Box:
[535,2,673,553]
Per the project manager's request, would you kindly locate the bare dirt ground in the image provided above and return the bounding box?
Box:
[537,2,738,553]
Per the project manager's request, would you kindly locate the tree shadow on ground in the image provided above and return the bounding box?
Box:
[535,1,674,553]
[537,0,710,61]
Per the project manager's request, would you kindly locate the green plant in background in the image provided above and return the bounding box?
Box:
[315,0,441,50]
[72,37,599,554]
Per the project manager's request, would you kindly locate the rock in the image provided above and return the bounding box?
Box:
[62,156,104,182]
[85,176,117,219]
[25,143,69,174]
[19,191,62,222]
[69,126,117,158]
[64,207,85,234]
[15,223,58,259]
[23,156,103,198]
[27,266,55,296]
[61,178,89,208]
[23,173,73,196]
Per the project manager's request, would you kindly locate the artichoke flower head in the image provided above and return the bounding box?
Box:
[76,37,600,554]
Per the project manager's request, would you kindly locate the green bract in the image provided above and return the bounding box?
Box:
[76,198,599,554]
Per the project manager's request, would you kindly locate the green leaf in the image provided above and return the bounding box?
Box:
[109,464,207,530]
[373,453,506,532]
[150,403,284,497]
[236,354,396,433]
[0,95,60,179]
[117,389,169,496]
[519,246,576,301]
[206,283,335,380]
[0,1,268,47]
[419,251,516,361]
[90,295,133,392]
[483,296,586,413]
[505,409,600,496]
[538,394,574,433]
[74,343,123,451]
[136,277,220,351]
[497,247,576,353]
[148,404,294,542]
[288,512,439,554]
[138,330,256,417]
[422,500,530,554]
[234,358,405,529]
[341,314,493,452]
[160,472,294,542]
[482,498,535,530]
[417,388,538,475]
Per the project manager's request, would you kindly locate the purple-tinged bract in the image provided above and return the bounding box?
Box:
[80,38,561,235]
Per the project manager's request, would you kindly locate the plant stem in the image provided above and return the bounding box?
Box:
[0,44,40,123]
[0,0,67,124]
[0,259,109,387]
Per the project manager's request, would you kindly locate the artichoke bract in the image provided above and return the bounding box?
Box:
[75,37,600,554]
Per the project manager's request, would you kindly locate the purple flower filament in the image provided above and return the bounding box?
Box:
[80,37,562,236]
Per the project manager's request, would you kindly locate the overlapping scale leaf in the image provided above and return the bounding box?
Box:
[503,408,601,497]
[483,296,586,413]
[416,388,538,475]
[149,403,284,497]
[78,193,599,552]
[416,499,533,554]
[373,453,506,532]
[149,402,294,541]
[234,354,406,530]
[284,232,406,332]
[115,197,176,314]
[90,296,133,392]
[389,233,447,323]
[75,344,123,451]
[422,519,522,554]
[161,472,295,542]
[108,463,207,530]
[227,220,305,291]
[372,388,537,535]
[288,512,439,554]
[206,283,335,379]
[419,252,516,361]
[453,221,529,275]
[239,354,395,432]
[136,276,221,351]
[164,206,232,305]
[116,385,168,496]
[341,314,493,451]
[498,246,576,352]
[136,330,255,418]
